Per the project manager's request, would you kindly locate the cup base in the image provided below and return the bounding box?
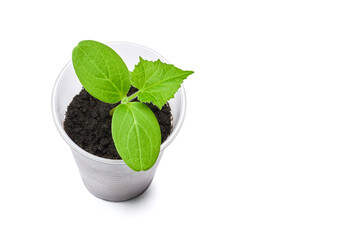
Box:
[82,177,154,202]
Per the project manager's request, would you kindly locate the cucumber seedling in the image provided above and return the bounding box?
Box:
[72,40,193,171]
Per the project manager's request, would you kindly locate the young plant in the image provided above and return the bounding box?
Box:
[72,40,193,171]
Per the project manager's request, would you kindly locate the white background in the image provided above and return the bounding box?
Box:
[0,0,359,239]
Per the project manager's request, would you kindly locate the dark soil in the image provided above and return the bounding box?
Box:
[64,87,173,159]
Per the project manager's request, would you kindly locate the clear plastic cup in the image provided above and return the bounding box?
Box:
[51,42,186,201]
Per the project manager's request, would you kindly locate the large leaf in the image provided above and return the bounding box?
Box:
[111,102,161,171]
[131,57,194,109]
[72,40,130,103]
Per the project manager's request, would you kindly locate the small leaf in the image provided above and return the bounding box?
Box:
[111,102,161,171]
[131,57,194,109]
[72,40,130,103]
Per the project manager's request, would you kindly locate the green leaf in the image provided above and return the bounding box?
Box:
[72,40,130,103]
[111,102,161,171]
[131,57,194,109]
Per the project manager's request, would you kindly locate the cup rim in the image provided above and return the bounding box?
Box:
[51,41,187,165]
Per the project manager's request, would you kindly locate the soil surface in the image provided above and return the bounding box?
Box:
[64,87,173,159]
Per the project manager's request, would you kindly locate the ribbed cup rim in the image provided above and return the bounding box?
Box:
[51,42,186,165]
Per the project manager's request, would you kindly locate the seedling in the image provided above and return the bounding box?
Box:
[72,40,193,171]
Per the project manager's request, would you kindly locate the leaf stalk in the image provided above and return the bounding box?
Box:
[109,91,139,116]
[124,91,139,103]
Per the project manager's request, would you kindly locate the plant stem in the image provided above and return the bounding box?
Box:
[109,91,139,116]
[126,91,139,102]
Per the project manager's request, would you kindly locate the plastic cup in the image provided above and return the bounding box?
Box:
[52,42,186,201]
